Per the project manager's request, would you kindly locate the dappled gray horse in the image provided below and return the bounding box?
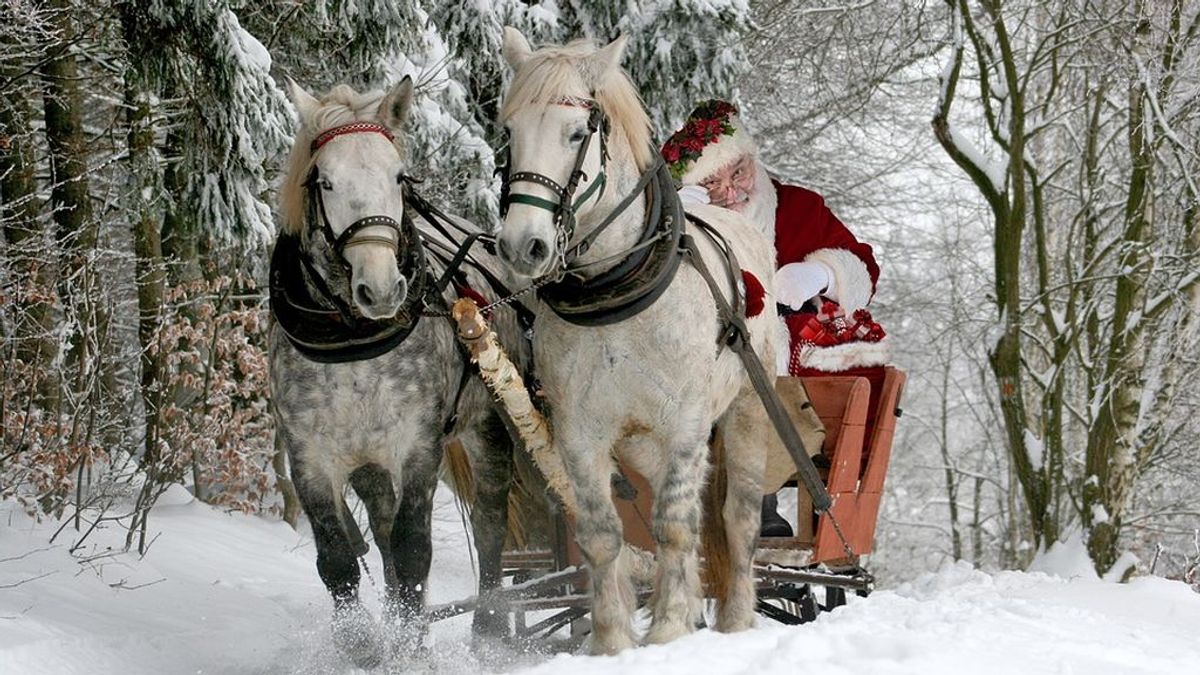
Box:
[269,77,526,667]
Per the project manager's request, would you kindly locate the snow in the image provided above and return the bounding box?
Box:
[1024,428,1044,469]
[948,126,1006,194]
[3,491,1199,674]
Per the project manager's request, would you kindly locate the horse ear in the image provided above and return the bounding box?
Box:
[502,26,533,69]
[592,34,629,74]
[286,77,321,124]
[379,75,415,131]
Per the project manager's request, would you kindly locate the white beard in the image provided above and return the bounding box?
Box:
[740,161,778,249]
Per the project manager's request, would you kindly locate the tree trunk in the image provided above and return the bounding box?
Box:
[40,0,97,411]
[1,36,57,405]
[123,62,167,553]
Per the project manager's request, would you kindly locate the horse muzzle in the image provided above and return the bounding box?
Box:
[497,229,555,278]
[352,272,407,320]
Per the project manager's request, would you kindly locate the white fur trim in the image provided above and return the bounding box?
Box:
[803,247,874,312]
[742,162,777,245]
[794,337,891,373]
[678,117,758,185]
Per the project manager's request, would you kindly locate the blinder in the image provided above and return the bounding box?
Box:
[305,165,408,264]
[498,100,610,256]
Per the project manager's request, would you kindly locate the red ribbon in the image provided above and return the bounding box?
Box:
[797,302,886,349]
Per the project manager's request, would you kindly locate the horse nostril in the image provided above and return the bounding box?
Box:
[355,282,376,308]
[498,237,514,263]
[526,238,549,263]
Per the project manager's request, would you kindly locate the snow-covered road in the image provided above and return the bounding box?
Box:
[2,488,1197,674]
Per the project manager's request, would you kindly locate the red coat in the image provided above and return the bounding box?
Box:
[771,181,885,375]
[773,181,879,285]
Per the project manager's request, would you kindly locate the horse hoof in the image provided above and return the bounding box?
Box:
[471,605,511,640]
[643,619,691,645]
[332,603,383,669]
[588,629,637,655]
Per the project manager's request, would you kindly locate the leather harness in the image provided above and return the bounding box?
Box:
[497,100,835,514]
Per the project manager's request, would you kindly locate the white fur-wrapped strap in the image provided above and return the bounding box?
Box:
[452,298,577,516]
[803,247,874,312]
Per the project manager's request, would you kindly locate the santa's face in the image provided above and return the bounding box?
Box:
[699,154,757,211]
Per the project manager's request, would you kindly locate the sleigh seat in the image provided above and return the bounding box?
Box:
[758,366,906,568]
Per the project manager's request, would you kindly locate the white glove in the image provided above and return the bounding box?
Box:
[677,184,710,206]
[776,261,835,309]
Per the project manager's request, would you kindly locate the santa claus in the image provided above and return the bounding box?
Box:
[662,99,888,377]
[663,100,889,537]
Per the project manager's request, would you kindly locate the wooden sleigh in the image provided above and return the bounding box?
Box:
[428,364,906,641]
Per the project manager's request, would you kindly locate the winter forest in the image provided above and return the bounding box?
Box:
[2,0,1199,672]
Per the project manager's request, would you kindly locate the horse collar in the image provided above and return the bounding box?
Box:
[536,162,685,326]
[269,222,431,364]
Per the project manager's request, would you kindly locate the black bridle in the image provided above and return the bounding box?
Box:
[498,98,610,269]
[304,121,410,268]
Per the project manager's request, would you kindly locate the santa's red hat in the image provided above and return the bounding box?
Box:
[661,99,757,185]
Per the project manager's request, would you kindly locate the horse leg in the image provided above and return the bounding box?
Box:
[562,431,635,655]
[463,411,515,640]
[348,463,399,592]
[644,430,708,645]
[715,386,770,632]
[387,449,439,643]
[287,439,381,668]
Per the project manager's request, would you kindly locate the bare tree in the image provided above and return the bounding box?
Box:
[933,0,1200,575]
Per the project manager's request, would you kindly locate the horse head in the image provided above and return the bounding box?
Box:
[281,78,416,320]
[496,28,654,279]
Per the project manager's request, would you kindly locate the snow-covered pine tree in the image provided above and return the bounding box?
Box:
[240,0,421,91]
[566,0,752,137]
[121,1,292,246]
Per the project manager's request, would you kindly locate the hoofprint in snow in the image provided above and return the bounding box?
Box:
[2,488,1198,675]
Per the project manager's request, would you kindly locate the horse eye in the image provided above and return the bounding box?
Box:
[568,129,587,144]
[318,177,333,191]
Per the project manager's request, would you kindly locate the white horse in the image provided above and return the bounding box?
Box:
[496,28,777,653]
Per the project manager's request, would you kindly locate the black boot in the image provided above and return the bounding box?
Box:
[760,493,794,538]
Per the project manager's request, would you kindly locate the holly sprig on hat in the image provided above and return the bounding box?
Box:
[661,99,739,180]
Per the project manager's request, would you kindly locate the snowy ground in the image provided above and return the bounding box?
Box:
[2,488,1198,674]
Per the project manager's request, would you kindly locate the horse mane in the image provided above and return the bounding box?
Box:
[500,39,655,173]
[278,84,407,235]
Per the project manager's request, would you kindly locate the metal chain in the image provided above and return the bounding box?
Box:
[822,504,861,568]
[478,275,556,315]
[419,274,552,320]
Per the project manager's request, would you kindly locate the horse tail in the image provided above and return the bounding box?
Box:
[701,428,732,607]
[443,434,554,551]
[442,438,475,516]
